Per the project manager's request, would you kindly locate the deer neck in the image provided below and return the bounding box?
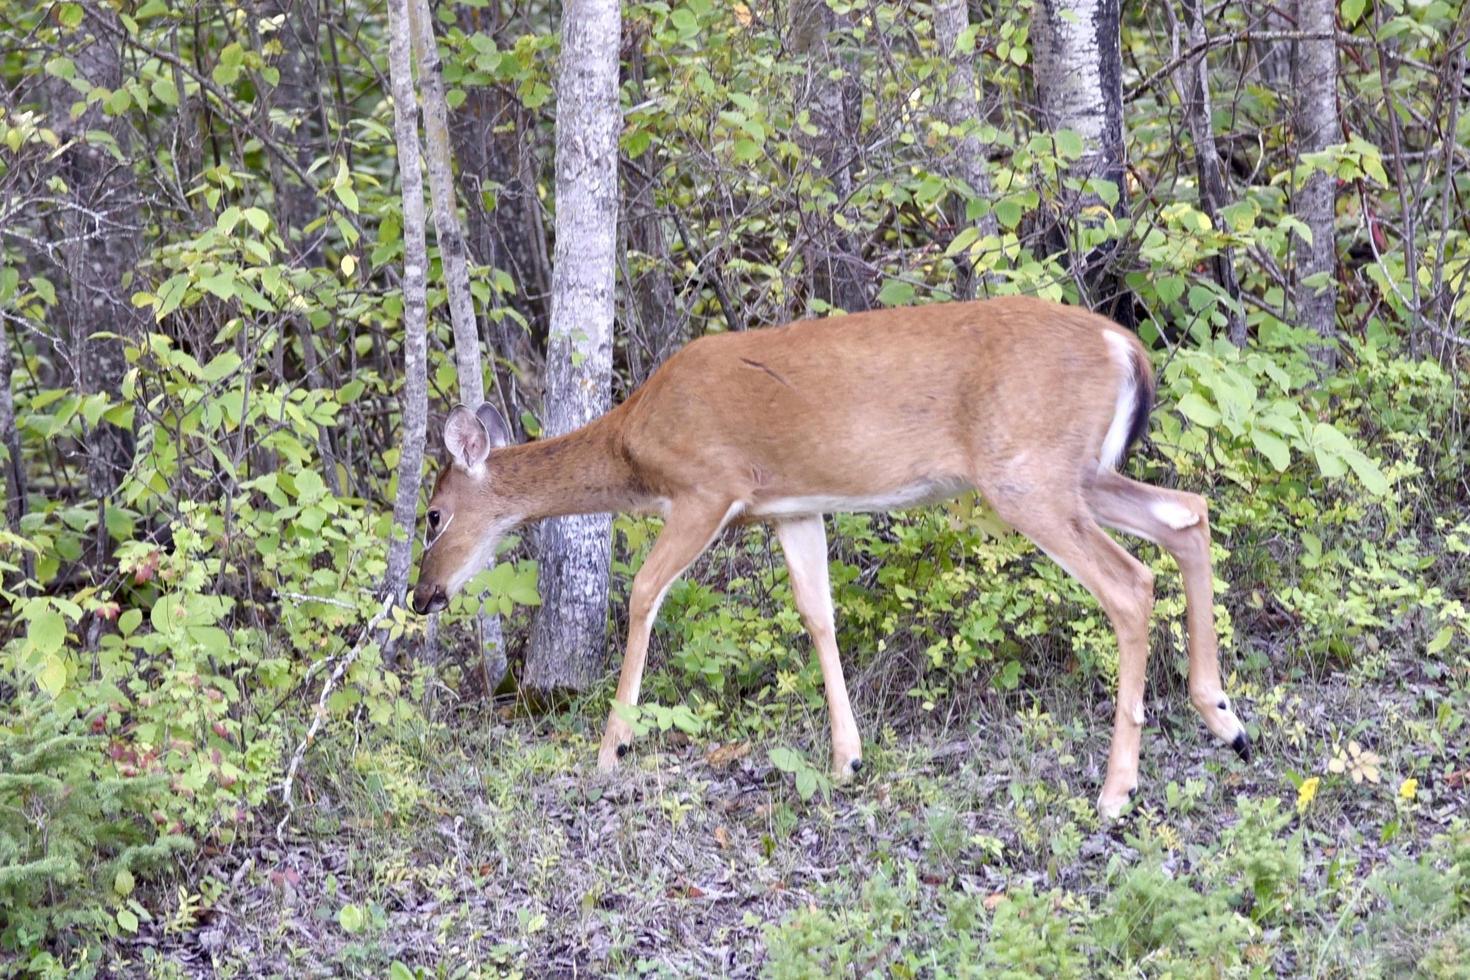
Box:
[492,412,645,523]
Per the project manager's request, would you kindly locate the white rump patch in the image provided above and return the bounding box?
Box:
[1151,500,1200,530]
[1099,331,1137,473]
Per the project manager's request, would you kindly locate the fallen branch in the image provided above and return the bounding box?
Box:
[274,591,395,841]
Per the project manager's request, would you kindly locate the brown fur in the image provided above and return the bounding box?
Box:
[411,297,1245,817]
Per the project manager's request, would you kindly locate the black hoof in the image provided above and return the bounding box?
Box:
[1217,699,1229,711]
[1127,787,1137,799]
[850,759,862,773]
[616,743,629,759]
[1231,731,1251,762]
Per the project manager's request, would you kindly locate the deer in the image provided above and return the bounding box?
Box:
[409,296,1249,818]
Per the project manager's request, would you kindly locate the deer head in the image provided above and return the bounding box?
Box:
[410,403,517,614]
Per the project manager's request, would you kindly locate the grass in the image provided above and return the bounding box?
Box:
[95,629,1470,979]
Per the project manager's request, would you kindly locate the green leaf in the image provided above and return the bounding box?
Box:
[945,225,981,258]
[114,868,136,897]
[119,608,142,636]
[201,351,243,382]
[150,77,178,106]
[768,747,802,773]
[37,655,67,697]
[1176,393,1221,428]
[993,198,1024,230]
[116,906,139,934]
[1250,428,1291,471]
[875,278,916,307]
[30,608,66,654]
[1053,129,1085,160]
[338,904,366,934]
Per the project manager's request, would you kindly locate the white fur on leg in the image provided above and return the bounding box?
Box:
[1151,500,1200,530]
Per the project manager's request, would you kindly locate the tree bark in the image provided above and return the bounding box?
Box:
[451,4,553,358]
[525,0,621,693]
[1171,0,1246,347]
[621,36,682,387]
[1031,0,1135,326]
[933,0,999,299]
[1293,0,1339,365]
[50,7,141,504]
[0,322,29,586]
[408,0,506,686]
[792,0,868,314]
[383,0,431,607]
[409,0,484,409]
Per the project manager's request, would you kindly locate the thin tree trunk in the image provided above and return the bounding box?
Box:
[621,36,682,386]
[933,0,999,299]
[383,0,431,607]
[525,0,621,693]
[408,0,506,686]
[1252,1,1293,88]
[1170,0,1246,347]
[792,0,868,314]
[451,3,552,357]
[0,322,30,587]
[1293,0,1339,365]
[409,0,483,409]
[51,7,141,507]
[1031,0,1135,327]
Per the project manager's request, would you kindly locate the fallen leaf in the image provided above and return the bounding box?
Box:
[713,825,731,850]
[705,742,752,769]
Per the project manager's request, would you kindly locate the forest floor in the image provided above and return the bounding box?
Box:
[104,637,1469,979]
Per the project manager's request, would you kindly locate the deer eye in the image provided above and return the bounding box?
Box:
[427,509,441,530]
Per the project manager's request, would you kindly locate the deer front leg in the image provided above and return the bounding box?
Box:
[776,516,863,779]
[597,499,734,771]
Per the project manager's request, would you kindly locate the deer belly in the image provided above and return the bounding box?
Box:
[748,478,970,518]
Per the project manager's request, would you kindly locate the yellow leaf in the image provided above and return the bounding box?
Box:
[1398,778,1418,801]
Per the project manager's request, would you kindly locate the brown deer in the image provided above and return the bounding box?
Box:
[410,297,1249,817]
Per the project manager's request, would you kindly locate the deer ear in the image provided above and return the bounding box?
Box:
[474,402,514,450]
[444,406,491,470]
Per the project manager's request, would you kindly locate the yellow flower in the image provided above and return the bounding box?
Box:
[1296,776,1321,815]
[1399,777,1418,801]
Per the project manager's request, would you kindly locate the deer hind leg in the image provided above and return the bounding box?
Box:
[597,497,737,772]
[989,491,1157,819]
[1086,471,1249,760]
[775,515,862,780]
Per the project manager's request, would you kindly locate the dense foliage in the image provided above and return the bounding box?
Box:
[1,0,1467,974]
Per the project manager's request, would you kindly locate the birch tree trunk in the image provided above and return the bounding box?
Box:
[792,0,868,314]
[1293,0,1339,365]
[1031,0,1135,326]
[1170,0,1246,347]
[933,0,999,299]
[383,0,430,607]
[525,0,621,693]
[408,0,506,686]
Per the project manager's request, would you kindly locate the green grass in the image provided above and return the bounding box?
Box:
[86,641,1470,979]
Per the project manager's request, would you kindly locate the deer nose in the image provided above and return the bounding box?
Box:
[410,584,447,615]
